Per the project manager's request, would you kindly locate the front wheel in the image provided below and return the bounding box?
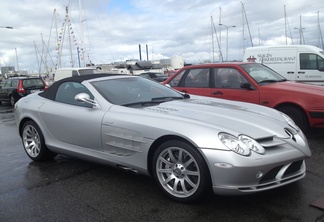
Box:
[277,105,308,133]
[152,140,211,202]
[21,121,55,161]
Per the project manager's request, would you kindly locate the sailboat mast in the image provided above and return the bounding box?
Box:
[15,48,19,72]
[241,2,245,55]
[219,7,222,53]
[211,16,223,62]
[79,0,86,67]
[284,5,287,45]
[211,16,215,63]
[67,8,74,67]
[34,41,40,74]
[57,7,68,69]
[318,11,324,49]
[241,2,253,55]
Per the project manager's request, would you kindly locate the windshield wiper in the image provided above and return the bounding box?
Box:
[151,96,184,102]
[123,101,162,107]
[123,96,184,107]
[258,79,279,84]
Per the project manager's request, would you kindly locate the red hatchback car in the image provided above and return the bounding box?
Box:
[164,62,324,132]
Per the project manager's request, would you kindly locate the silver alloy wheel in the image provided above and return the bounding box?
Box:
[155,146,200,198]
[22,124,41,158]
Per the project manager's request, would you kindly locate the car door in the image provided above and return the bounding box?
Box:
[298,53,324,82]
[211,67,260,104]
[171,68,213,96]
[169,67,260,104]
[39,81,106,151]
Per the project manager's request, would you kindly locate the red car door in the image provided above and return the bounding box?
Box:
[168,66,260,104]
[211,67,260,104]
[171,67,213,97]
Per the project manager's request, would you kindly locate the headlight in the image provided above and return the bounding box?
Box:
[280,112,300,132]
[218,133,265,156]
[238,135,265,154]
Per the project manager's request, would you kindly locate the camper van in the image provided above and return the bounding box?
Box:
[243,45,324,85]
[53,67,99,82]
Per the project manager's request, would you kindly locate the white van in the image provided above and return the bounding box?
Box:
[243,45,324,85]
[53,67,99,82]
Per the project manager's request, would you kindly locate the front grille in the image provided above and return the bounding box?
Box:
[259,165,283,184]
[283,160,303,177]
[257,160,305,188]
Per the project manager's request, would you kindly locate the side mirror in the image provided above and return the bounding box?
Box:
[75,93,98,107]
[241,83,255,90]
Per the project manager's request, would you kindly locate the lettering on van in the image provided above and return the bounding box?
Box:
[306,75,321,78]
[247,54,296,64]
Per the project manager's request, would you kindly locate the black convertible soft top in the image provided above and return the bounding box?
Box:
[39,73,122,101]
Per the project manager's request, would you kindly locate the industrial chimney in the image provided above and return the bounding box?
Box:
[138,44,142,61]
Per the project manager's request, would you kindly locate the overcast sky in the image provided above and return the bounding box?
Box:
[0,0,323,74]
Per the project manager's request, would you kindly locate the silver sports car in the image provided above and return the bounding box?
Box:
[14,74,311,202]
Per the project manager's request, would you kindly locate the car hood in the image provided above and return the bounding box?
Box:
[263,81,324,95]
[143,96,293,140]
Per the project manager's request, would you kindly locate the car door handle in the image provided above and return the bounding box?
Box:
[287,71,294,74]
[298,71,305,74]
[212,91,223,95]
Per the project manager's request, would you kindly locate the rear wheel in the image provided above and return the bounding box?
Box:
[10,95,16,106]
[152,140,211,202]
[277,105,308,133]
[21,121,55,161]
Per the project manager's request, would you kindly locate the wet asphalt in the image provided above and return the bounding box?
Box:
[0,103,324,222]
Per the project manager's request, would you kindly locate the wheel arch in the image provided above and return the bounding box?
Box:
[274,102,310,129]
[19,117,55,161]
[146,135,211,177]
[18,117,37,137]
[7,92,13,100]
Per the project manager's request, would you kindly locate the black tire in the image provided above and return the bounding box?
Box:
[10,95,16,106]
[152,140,211,203]
[21,121,55,161]
[277,105,308,133]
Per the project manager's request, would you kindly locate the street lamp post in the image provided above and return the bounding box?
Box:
[1,26,13,73]
[219,24,235,61]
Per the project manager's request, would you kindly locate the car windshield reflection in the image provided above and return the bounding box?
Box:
[240,63,286,85]
[91,76,185,106]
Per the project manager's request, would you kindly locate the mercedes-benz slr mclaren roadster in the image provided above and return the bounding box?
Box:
[14,74,311,202]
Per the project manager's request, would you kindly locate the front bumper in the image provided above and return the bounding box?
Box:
[201,146,308,195]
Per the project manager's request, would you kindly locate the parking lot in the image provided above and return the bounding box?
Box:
[0,104,324,222]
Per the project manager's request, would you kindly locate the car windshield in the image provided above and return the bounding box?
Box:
[240,63,286,85]
[91,76,186,106]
